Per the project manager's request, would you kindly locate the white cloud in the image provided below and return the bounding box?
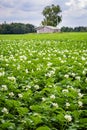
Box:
[0,0,53,8]
[25,0,52,6]
[65,0,87,9]
[0,0,53,25]
[64,0,87,17]
[0,0,87,27]
[58,0,87,27]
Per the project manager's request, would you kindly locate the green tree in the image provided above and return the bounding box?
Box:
[41,4,62,27]
[61,26,74,32]
[0,23,36,34]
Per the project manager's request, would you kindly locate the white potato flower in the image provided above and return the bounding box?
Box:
[18,94,23,98]
[61,60,65,63]
[78,101,83,107]
[64,114,72,122]
[2,107,8,114]
[78,93,83,98]
[71,73,76,77]
[8,76,16,82]
[9,92,14,97]
[82,70,86,75]
[20,55,27,60]
[75,76,80,81]
[81,56,86,61]
[50,95,55,99]
[28,60,31,64]
[1,85,8,91]
[0,71,5,77]
[34,85,39,90]
[85,78,87,82]
[47,62,52,67]
[24,85,31,90]
[66,102,70,108]
[64,74,69,78]
[52,103,58,108]
[17,65,20,70]
[77,89,81,93]
[6,64,9,66]
[62,89,69,93]
[42,97,46,102]
[25,69,28,73]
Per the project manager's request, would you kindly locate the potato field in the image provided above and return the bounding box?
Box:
[0,33,87,130]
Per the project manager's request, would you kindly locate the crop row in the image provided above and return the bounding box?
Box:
[0,39,87,130]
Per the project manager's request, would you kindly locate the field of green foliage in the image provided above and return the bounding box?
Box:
[0,33,87,130]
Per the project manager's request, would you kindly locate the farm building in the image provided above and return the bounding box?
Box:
[36,26,60,33]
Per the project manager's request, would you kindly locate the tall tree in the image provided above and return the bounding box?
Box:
[41,4,62,27]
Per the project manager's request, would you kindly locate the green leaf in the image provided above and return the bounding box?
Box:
[31,116,42,125]
[17,107,28,116]
[36,126,50,130]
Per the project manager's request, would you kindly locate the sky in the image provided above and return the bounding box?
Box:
[0,0,87,27]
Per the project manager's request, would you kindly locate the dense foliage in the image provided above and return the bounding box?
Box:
[61,26,87,32]
[41,4,62,27]
[0,33,87,130]
[0,22,87,34]
[0,23,36,34]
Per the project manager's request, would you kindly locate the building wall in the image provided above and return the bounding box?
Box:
[37,27,59,33]
[37,28,45,33]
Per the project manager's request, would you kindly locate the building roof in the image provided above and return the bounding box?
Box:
[36,26,59,30]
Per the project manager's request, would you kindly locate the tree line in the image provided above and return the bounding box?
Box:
[0,23,36,34]
[0,23,87,34]
[61,26,87,32]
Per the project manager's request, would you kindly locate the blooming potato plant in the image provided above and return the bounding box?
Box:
[0,38,87,130]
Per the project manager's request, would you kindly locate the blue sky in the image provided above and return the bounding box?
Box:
[0,0,87,27]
